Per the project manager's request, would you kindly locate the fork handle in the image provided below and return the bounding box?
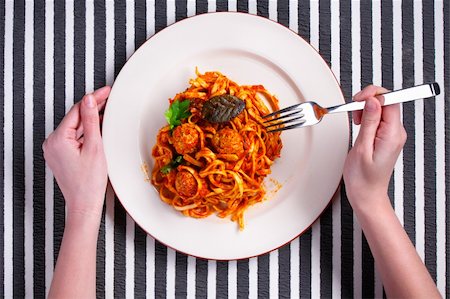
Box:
[327,83,440,114]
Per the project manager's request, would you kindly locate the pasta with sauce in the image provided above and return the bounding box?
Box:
[151,70,282,230]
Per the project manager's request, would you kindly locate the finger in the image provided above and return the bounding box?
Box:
[55,86,110,135]
[354,97,382,151]
[353,85,389,102]
[381,103,401,125]
[92,86,111,111]
[352,110,362,125]
[80,94,101,151]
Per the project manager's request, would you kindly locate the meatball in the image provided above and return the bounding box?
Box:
[175,171,197,198]
[212,127,244,155]
[172,124,199,154]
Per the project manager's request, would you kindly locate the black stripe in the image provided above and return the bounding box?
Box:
[382,0,395,207]
[133,1,147,297]
[134,227,147,297]
[196,258,208,298]
[216,260,228,298]
[12,0,25,296]
[94,1,106,297]
[237,259,249,298]
[0,0,5,296]
[401,0,416,245]
[277,0,289,27]
[154,240,167,298]
[257,0,268,18]
[155,0,167,33]
[445,1,450,297]
[216,0,228,12]
[278,245,290,298]
[196,0,208,15]
[33,1,46,297]
[175,0,187,22]
[339,3,353,297]
[52,0,65,268]
[237,0,248,13]
[175,252,187,298]
[318,1,333,297]
[298,0,310,42]
[113,1,127,297]
[299,230,311,298]
[422,0,437,283]
[360,1,375,297]
[74,0,85,102]
[135,0,147,49]
[257,253,269,297]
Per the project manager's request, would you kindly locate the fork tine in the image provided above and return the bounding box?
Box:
[266,120,307,133]
[262,103,302,119]
[265,115,305,129]
[263,110,304,124]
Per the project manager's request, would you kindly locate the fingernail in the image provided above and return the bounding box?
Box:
[365,100,377,112]
[85,95,95,108]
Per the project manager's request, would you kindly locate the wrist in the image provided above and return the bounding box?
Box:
[351,193,394,224]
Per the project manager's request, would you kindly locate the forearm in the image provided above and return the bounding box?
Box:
[48,210,102,299]
[352,195,441,298]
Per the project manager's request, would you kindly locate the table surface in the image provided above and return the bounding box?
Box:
[1,0,449,298]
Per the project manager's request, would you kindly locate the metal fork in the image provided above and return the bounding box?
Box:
[263,83,441,132]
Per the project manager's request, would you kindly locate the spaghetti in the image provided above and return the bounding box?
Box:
[151,70,282,229]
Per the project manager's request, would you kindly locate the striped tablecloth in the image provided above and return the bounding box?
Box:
[1,0,449,298]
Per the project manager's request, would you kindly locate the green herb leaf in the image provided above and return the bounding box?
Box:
[164,99,191,129]
[160,155,184,175]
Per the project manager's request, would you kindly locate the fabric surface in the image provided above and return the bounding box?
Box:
[1,0,449,298]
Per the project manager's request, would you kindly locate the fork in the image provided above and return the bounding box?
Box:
[263,83,441,132]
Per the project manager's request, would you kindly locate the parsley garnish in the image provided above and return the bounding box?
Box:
[160,155,183,175]
[164,99,191,129]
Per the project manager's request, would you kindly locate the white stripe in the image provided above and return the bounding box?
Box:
[330,2,341,296]
[351,0,362,297]
[3,2,13,297]
[187,0,196,17]
[269,250,279,298]
[228,0,237,12]
[146,235,155,298]
[105,0,114,86]
[105,186,115,298]
[146,0,155,38]
[208,0,216,13]
[166,0,175,26]
[228,260,237,299]
[207,260,216,298]
[186,256,196,299]
[248,257,257,299]
[351,0,361,143]
[393,0,404,226]
[434,0,446,294]
[24,1,34,297]
[65,1,74,111]
[310,2,320,298]
[125,2,135,297]
[166,248,176,299]
[310,222,320,299]
[372,2,384,297]
[309,0,319,51]
[44,0,55,295]
[289,0,299,33]
[290,238,299,299]
[269,0,277,21]
[413,0,425,262]
[248,1,256,15]
[125,214,135,299]
[85,0,94,92]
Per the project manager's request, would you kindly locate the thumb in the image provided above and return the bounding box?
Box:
[80,94,101,150]
[354,97,382,150]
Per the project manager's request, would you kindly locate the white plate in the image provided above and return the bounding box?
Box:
[103,12,349,260]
